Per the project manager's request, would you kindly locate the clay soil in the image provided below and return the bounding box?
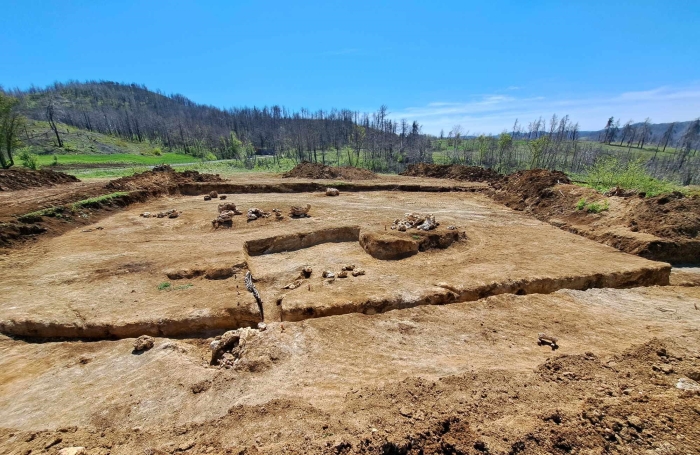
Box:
[0,169,699,454]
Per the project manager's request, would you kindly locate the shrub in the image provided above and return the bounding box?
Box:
[18,149,38,170]
[157,282,171,291]
[576,198,587,210]
[585,157,675,196]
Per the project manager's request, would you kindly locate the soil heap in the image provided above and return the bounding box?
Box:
[400,163,502,183]
[283,162,377,180]
[105,165,223,192]
[492,168,571,210]
[0,168,79,191]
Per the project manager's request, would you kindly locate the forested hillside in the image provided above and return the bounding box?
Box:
[2,81,698,185]
[7,81,430,171]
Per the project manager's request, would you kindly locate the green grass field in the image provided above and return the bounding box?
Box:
[37,153,196,167]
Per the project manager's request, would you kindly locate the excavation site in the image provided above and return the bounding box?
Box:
[0,165,698,455]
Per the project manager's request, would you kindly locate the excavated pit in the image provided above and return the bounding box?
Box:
[0,190,670,339]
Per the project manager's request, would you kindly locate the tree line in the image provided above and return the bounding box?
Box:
[5,81,431,172]
[1,81,698,184]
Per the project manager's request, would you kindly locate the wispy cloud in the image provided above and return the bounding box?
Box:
[392,85,700,135]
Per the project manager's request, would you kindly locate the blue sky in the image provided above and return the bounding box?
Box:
[2,0,699,134]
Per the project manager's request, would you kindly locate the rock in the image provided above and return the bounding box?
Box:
[391,212,439,231]
[156,209,180,219]
[247,208,270,221]
[359,231,418,260]
[219,194,227,200]
[59,448,86,455]
[204,195,211,201]
[351,268,366,277]
[676,377,700,391]
[326,187,340,196]
[140,212,151,218]
[416,215,438,231]
[301,266,313,278]
[133,335,155,352]
[212,210,236,229]
[257,322,267,331]
[210,330,241,365]
[337,270,348,278]
[322,270,335,278]
[218,202,241,214]
[627,415,644,431]
[283,279,304,289]
[290,204,311,217]
[209,191,218,198]
[342,264,355,271]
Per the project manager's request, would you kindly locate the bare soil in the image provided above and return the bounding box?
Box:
[0,169,699,454]
[401,163,503,183]
[0,286,698,454]
[105,165,223,192]
[490,169,700,264]
[0,167,224,251]
[0,190,668,339]
[283,162,377,180]
[0,167,79,191]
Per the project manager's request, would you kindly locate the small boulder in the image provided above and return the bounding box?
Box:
[290,204,311,217]
[326,188,340,196]
[133,335,155,352]
[59,448,86,455]
[209,191,219,198]
[219,194,227,200]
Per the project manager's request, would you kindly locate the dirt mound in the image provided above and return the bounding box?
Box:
[400,163,502,183]
[105,165,223,192]
[626,192,700,240]
[283,162,377,180]
[488,169,700,264]
[492,168,571,210]
[0,168,79,191]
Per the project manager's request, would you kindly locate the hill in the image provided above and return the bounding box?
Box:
[4,81,434,175]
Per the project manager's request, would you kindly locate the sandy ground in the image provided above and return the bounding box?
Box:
[0,285,698,454]
[0,190,668,338]
[0,173,698,454]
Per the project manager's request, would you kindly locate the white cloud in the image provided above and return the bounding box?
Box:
[392,85,700,135]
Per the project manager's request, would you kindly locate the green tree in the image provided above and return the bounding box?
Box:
[0,93,25,169]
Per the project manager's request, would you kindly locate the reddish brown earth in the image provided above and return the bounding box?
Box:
[401,163,503,183]
[0,168,79,191]
[105,165,223,192]
[283,162,377,180]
